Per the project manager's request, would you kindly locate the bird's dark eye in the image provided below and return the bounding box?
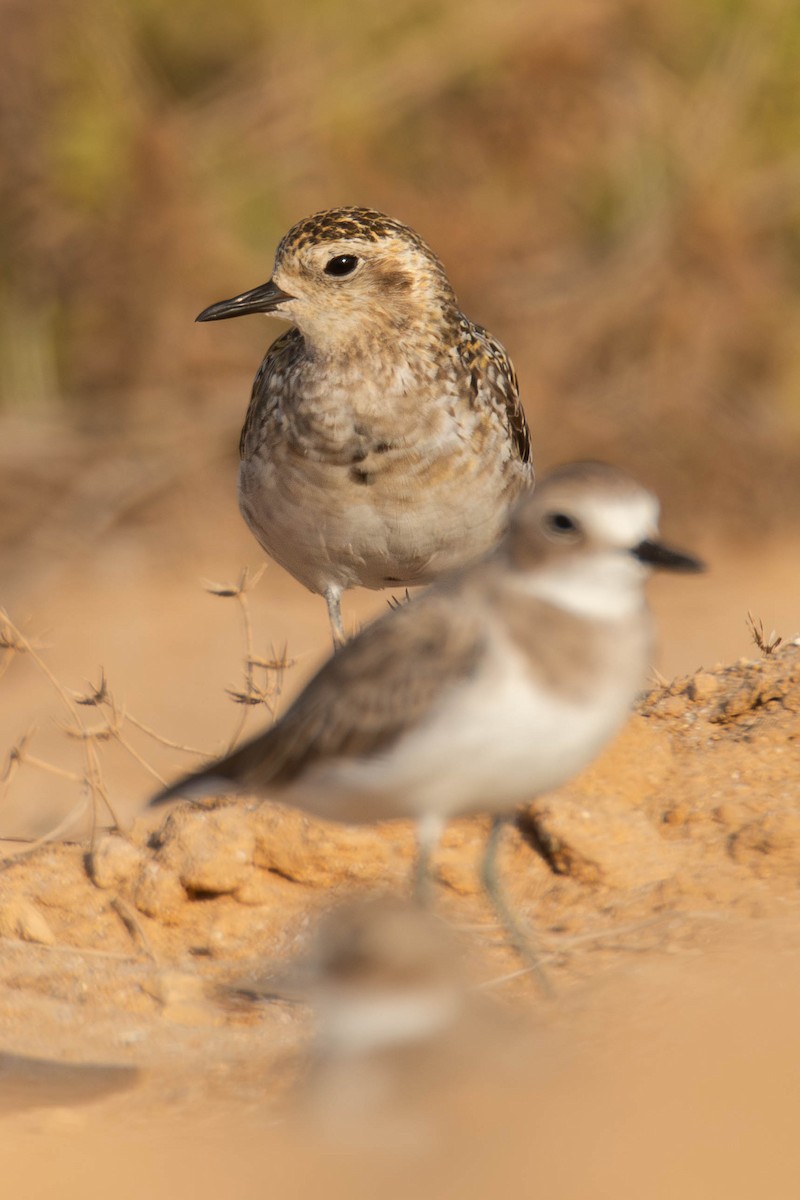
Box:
[544,511,580,539]
[324,254,359,277]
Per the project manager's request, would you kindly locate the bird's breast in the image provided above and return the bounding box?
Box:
[238,356,531,593]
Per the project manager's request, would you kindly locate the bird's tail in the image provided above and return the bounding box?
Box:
[149,757,244,807]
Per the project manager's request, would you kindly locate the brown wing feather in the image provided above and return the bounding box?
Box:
[239,328,304,460]
[457,318,532,467]
[154,592,485,803]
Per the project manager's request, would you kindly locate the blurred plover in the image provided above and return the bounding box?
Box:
[196,206,533,645]
[153,463,703,979]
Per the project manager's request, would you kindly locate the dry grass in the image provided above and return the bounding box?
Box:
[0,570,294,847]
[203,566,294,749]
[746,609,783,656]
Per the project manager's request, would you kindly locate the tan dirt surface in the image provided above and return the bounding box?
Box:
[0,643,799,1197]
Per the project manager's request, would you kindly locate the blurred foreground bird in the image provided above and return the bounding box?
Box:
[221,897,506,1146]
[285,898,481,1145]
[196,205,533,645]
[153,463,703,982]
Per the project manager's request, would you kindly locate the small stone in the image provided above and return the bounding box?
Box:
[156,806,256,894]
[133,861,186,922]
[89,835,147,890]
[0,899,56,945]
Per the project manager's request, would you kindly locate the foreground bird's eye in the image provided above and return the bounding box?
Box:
[544,511,581,539]
[324,254,359,277]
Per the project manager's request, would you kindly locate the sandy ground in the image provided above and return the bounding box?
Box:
[1,424,800,1198]
[0,646,798,1198]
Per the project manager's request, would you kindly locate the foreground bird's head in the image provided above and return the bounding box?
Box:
[506,462,704,618]
[196,206,459,354]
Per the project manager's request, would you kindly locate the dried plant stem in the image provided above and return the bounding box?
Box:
[72,673,207,783]
[112,730,169,787]
[0,611,119,834]
[1,579,297,820]
[746,610,782,657]
[15,755,83,783]
[110,896,158,963]
[226,581,258,752]
[123,713,207,757]
[203,566,289,753]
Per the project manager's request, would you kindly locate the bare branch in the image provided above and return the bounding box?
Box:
[123,713,207,757]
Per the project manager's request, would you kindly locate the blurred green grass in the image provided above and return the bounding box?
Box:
[2,0,799,533]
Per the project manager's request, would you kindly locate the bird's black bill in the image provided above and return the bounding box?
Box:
[633,539,705,573]
[196,279,294,322]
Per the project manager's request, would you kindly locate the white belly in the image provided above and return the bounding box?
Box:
[287,629,644,823]
[238,445,530,594]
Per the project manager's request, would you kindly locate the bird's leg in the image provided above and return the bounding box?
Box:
[413,812,445,905]
[323,585,346,650]
[481,815,553,998]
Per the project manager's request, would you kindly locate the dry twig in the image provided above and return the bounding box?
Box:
[746,611,782,657]
[205,567,290,750]
[0,575,298,831]
[0,611,119,834]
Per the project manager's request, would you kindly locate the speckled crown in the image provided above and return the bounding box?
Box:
[276,206,439,261]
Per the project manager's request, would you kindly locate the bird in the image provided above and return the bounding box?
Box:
[222,897,500,1145]
[281,898,479,1144]
[195,205,533,646]
[152,463,704,982]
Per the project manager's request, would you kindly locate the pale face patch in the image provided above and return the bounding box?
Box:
[577,491,660,550]
[518,551,650,621]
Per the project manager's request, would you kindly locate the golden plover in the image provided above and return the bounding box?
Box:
[196,206,533,645]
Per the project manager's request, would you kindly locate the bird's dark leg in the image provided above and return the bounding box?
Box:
[481,815,553,998]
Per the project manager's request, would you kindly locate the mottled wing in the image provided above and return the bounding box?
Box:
[239,327,304,460]
[153,593,485,803]
[457,318,532,467]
